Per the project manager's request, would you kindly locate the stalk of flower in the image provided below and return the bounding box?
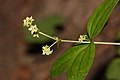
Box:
[23,16,120,56]
[23,16,58,55]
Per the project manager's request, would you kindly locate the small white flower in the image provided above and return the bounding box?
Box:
[23,16,34,27]
[28,25,38,34]
[42,45,53,55]
[33,34,39,38]
[78,35,87,42]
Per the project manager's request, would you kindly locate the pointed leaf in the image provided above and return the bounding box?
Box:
[50,42,95,80]
[67,42,95,80]
[87,0,119,39]
[50,46,80,79]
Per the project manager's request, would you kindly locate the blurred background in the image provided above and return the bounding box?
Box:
[0,0,120,80]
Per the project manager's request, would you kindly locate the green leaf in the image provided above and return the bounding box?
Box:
[50,42,95,80]
[106,58,120,80]
[67,42,95,80]
[116,31,120,56]
[50,46,79,79]
[87,0,119,39]
[24,14,64,43]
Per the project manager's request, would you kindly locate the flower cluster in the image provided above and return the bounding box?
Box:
[23,16,55,55]
[23,16,39,38]
[42,45,53,55]
[78,35,88,42]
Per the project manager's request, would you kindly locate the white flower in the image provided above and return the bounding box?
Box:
[28,25,38,34]
[42,45,53,55]
[23,16,34,27]
[33,34,39,38]
[78,35,87,42]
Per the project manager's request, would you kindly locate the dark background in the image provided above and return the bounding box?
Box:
[0,0,120,80]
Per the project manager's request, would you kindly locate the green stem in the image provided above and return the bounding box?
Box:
[39,31,56,40]
[50,40,58,48]
[38,31,120,46]
[61,39,120,45]
[61,40,79,43]
[94,41,120,45]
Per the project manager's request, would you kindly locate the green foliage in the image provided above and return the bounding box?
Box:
[50,42,95,80]
[106,32,120,80]
[87,0,119,39]
[106,58,120,80]
[24,15,64,43]
[117,48,120,56]
[116,31,120,56]
[50,0,119,80]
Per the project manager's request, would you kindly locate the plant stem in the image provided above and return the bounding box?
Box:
[50,40,58,48]
[39,32,56,40]
[61,39,120,45]
[38,31,120,46]
[94,41,120,45]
